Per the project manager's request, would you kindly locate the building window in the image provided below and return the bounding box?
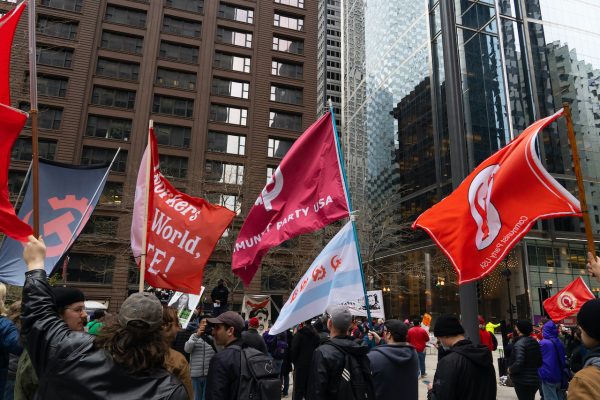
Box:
[205,160,244,185]
[270,85,302,105]
[269,111,301,131]
[268,137,294,158]
[213,52,250,73]
[86,115,132,141]
[8,171,27,196]
[207,131,245,155]
[37,15,78,39]
[104,5,146,28]
[165,0,203,13]
[12,138,57,161]
[274,0,304,8]
[211,77,249,99]
[91,86,136,110]
[162,15,201,38]
[209,104,247,126]
[101,31,143,54]
[272,60,303,79]
[159,41,199,63]
[206,193,241,214]
[18,102,63,130]
[65,253,114,285]
[82,215,119,236]
[40,0,82,12]
[154,123,191,148]
[81,147,127,172]
[31,75,68,97]
[36,46,73,68]
[96,58,139,81]
[274,13,304,31]
[152,95,194,118]
[218,3,254,24]
[272,36,303,55]
[216,27,252,48]
[100,181,123,205]
[155,68,196,90]
[159,154,188,178]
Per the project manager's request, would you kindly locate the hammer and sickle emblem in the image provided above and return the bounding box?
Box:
[255,166,284,211]
[330,255,342,272]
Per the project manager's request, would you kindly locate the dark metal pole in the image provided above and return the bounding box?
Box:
[439,0,480,343]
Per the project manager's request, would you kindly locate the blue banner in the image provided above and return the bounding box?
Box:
[0,159,110,285]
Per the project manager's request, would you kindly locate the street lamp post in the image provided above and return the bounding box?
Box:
[500,267,514,326]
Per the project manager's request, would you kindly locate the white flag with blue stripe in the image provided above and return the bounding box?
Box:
[270,221,363,335]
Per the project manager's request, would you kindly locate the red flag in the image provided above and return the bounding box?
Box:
[0,1,26,105]
[232,112,349,285]
[131,129,235,293]
[413,110,581,283]
[543,277,595,322]
[0,104,33,241]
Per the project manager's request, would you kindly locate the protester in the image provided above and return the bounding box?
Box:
[486,320,501,335]
[281,329,293,398]
[263,328,288,375]
[205,311,245,400]
[210,279,229,316]
[586,252,600,283]
[85,309,106,335]
[185,316,216,400]
[368,319,419,400]
[242,317,268,354]
[568,298,600,399]
[407,318,430,378]
[479,316,496,352]
[5,301,22,400]
[163,305,193,399]
[306,305,375,400]
[567,327,587,374]
[20,236,188,399]
[362,330,382,349]
[174,318,199,362]
[539,320,567,400]
[1,283,22,398]
[427,314,496,400]
[291,320,320,400]
[507,320,542,400]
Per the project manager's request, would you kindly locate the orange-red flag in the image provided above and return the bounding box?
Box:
[0,1,26,105]
[543,277,595,322]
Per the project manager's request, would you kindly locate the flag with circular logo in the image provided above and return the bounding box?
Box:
[543,277,595,322]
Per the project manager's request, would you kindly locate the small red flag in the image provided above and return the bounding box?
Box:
[413,110,581,283]
[543,277,595,322]
[0,1,27,105]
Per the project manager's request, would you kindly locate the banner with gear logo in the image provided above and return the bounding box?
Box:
[0,159,110,285]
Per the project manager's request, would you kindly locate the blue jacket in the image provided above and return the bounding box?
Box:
[538,321,566,383]
[0,315,23,394]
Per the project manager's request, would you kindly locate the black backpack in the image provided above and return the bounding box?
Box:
[234,346,281,400]
[327,342,375,400]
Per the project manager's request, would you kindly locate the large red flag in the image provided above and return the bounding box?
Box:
[232,112,349,285]
[413,110,581,283]
[131,129,235,293]
[0,1,26,105]
[543,277,594,322]
[0,104,32,241]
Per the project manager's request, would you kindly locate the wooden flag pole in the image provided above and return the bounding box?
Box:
[139,121,153,292]
[563,103,596,257]
[28,0,40,236]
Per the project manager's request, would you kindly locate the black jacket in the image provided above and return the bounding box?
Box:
[427,339,496,400]
[291,326,321,370]
[205,339,243,400]
[242,329,268,354]
[367,343,419,400]
[508,335,542,386]
[210,285,229,306]
[21,270,187,400]
[306,336,372,400]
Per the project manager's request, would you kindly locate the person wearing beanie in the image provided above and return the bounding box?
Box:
[507,320,542,400]
[241,317,268,354]
[538,320,567,400]
[568,298,600,400]
[427,314,496,400]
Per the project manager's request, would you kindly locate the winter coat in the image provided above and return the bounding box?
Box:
[306,336,374,400]
[210,285,229,306]
[427,339,496,400]
[367,343,419,400]
[184,333,216,377]
[291,326,320,370]
[282,330,294,375]
[479,329,495,352]
[0,315,22,394]
[486,322,500,334]
[539,321,567,384]
[568,345,600,400]
[242,328,268,354]
[508,335,542,386]
[173,323,197,362]
[407,326,430,352]
[205,339,243,400]
[21,269,188,400]
[14,350,37,400]
[164,348,193,400]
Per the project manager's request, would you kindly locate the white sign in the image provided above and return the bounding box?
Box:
[340,290,385,319]
[168,287,205,329]
[241,295,272,334]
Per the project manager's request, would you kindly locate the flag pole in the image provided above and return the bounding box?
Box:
[328,100,374,327]
[27,0,40,237]
[563,103,595,257]
[139,121,153,292]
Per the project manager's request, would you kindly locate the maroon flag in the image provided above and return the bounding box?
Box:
[0,1,26,105]
[232,112,349,285]
[543,277,595,322]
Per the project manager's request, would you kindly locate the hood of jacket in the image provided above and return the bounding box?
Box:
[329,336,370,357]
[542,321,558,340]
[370,343,415,365]
[583,345,600,368]
[450,339,494,368]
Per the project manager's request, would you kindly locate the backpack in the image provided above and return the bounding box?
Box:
[327,342,375,400]
[235,346,281,400]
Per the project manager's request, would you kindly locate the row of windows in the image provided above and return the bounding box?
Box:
[165,0,203,14]
[37,15,78,40]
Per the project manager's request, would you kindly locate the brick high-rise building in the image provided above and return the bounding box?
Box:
[2,0,317,311]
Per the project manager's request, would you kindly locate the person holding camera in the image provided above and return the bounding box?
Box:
[184,317,216,400]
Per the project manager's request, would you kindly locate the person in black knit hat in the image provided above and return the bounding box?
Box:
[427,315,496,400]
[568,298,600,399]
